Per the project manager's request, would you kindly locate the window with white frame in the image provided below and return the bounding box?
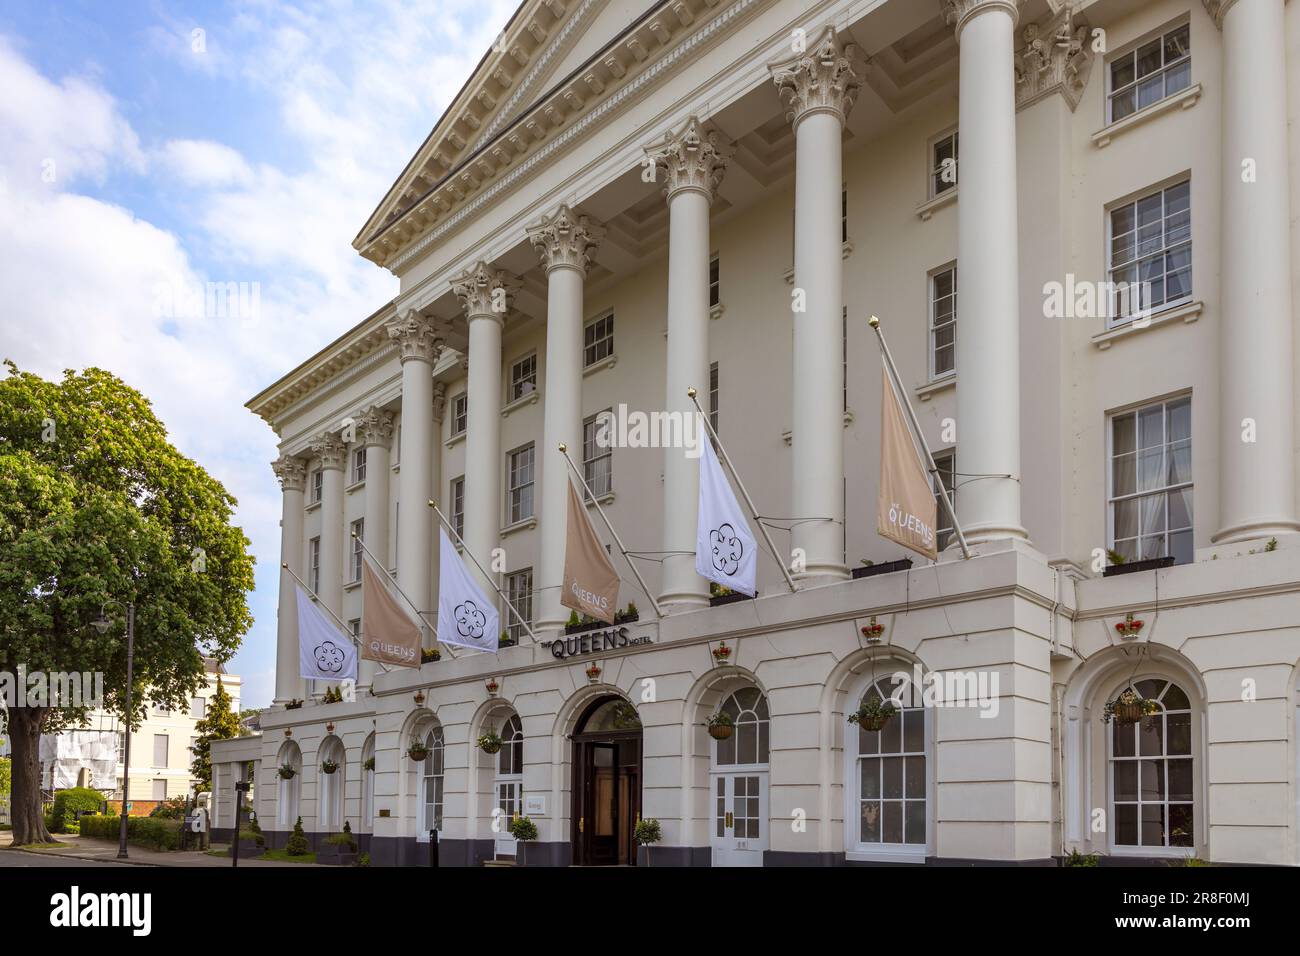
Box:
[152,779,167,801]
[451,393,468,437]
[930,266,956,378]
[1107,180,1191,325]
[503,569,532,645]
[583,411,612,499]
[352,446,367,484]
[1110,677,1194,849]
[507,444,535,524]
[450,476,465,539]
[509,352,537,402]
[714,688,769,768]
[421,726,445,834]
[853,675,926,848]
[584,313,614,367]
[311,468,323,504]
[309,536,321,593]
[932,450,956,552]
[495,714,524,838]
[1108,22,1190,123]
[350,518,364,582]
[116,732,126,764]
[349,618,360,643]
[190,696,205,719]
[153,734,169,768]
[1108,395,1192,565]
[709,363,719,435]
[709,255,720,308]
[931,130,958,197]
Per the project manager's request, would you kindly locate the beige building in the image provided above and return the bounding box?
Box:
[48,661,241,810]
[213,0,1300,866]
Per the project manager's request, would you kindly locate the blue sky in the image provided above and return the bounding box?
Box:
[0,0,518,708]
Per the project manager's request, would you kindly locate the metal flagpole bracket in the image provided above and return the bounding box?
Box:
[688,388,798,593]
[427,500,541,645]
[558,443,664,619]
[866,315,971,560]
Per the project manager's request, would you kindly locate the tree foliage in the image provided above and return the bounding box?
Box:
[0,362,255,844]
[190,677,241,792]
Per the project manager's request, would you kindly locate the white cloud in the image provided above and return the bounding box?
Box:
[157,139,254,187]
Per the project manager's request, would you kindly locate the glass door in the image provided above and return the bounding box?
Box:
[711,772,768,866]
[496,780,520,857]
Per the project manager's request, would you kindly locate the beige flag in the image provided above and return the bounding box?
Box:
[561,478,620,624]
[877,361,939,560]
[360,557,422,667]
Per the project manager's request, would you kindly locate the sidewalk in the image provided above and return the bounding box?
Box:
[0,830,320,867]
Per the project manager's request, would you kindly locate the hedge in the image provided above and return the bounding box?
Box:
[49,787,104,832]
[79,814,183,851]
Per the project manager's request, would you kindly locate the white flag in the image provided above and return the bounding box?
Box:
[296,584,358,681]
[437,528,500,653]
[695,435,757,596]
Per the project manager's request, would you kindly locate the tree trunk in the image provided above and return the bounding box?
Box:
[9,707,51,845]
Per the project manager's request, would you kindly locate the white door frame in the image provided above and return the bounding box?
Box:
[710,770,769,867]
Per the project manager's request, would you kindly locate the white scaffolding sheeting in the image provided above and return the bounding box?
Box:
[39,731,119,790]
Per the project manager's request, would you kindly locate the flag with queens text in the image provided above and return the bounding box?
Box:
[437,528,501,652]
[695,433,757,596]
[877,359,939,560]
[297,583,358,681]
[562,477,620,624]
[360,556,421,667]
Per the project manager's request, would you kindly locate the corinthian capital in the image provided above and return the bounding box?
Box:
[527,205,605,274]
[355,406,395,450]
[386,309,443,365]
[271,454,307,492]
[943,0,1022,39]
[451,261,519,320]
[645,116,734,203]
[1014,9,1095,112]
[768,26,866,129]
[310,433,347,471]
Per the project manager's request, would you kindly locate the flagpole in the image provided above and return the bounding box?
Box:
[687,390,798,593]
[426,501,540,645]
[866,315,971,560]
[348,532,444,660]
[280,563,361,645]
[557,445,664,619]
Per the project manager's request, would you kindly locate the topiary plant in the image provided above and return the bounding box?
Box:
[285,816,310,856]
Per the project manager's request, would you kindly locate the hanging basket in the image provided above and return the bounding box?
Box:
[277,765,297,780]
[1112,700,1145,725]
[858,713,892,732]
[407,747,430,763]
[478,733,503,755]
[708,723,734,741]
[321,760,339,775]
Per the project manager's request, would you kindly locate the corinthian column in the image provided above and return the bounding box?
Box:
[527,205,604,631]
[945,0,1028,544]
[453,262,519,592]
[354,406,393,686]
[272,454,307,705]
[310,432,346,695]
[769,27,863,581]
[1206,0,1300,542]
[387,310,443,648]
[647,116,732,606]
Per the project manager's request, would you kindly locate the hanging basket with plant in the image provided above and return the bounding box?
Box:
[407,736,431,762]
[478,731,503,755]
[1102,688,1160,725]
[321,759,339,775]
[707,711,735,741]
[848,697,898,733]
[277,763,297,780]
[363,756,375,772]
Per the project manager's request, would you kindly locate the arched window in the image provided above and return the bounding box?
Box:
[421,726,445,835]
[360,734,375,831]
[318,738,344,832]
[276,742,301,829]
[714,688,769,767]
[709,687,769,866]
[1109,678,1193,848]
[492,714,524,856]
[851,675,926,852]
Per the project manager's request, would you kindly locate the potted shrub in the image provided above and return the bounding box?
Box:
[852,557,914,580]
[478,730,503,755]
[407,736,431,762]
[499,630,515,647]
[848,696,897,732]
[322,686,343,703]
[509,815,538,866]
[1102,688,1159,725]
[711,641,732,664]
[421,647,441,663]
[277,763,297,780]
[709,582,755,607]
[285,699,304,710]
[564,611,603,635]
[317,821,359,866]
[1103,550,1175,577]
[285,816,310,857]
[707,711,735,741]
[230,827,266,858]
[321,759,339,775]
[635,818,662,867]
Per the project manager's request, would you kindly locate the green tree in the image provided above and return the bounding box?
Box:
[0,363,255,845]
[189,678,240,792]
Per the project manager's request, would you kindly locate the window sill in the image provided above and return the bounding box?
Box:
[500,517,537,537]
[583,354,617,377]
[445,431,466,449]
[915,187,957,221]
[845,846,925,865]
[784,240,854,284]
[1091,300,1202,350]
[710,302,725,320]
[345,479,365,495]
[915,376,955,401]
[585,491,615,507]
[343,579,361,593]
[1091,83,1202,148]
[304,500,321,514]
[781,410,854,445]
[502,390,539,417]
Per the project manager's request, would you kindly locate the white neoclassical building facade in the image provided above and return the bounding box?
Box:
[213,0,1300,866]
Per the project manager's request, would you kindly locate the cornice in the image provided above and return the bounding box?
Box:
[384,0,760,274]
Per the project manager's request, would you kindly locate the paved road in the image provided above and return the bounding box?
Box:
[0,850,129,867]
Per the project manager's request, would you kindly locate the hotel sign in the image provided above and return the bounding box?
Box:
[548,625,653,660]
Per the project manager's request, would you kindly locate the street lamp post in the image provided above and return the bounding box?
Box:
[92,601,135,860]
